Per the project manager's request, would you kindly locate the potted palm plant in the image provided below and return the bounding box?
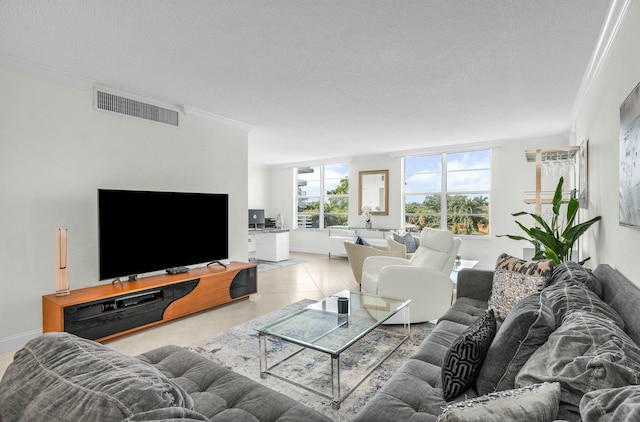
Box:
[500,177,601,265]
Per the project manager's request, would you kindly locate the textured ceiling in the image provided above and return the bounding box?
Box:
[0,1,612,166]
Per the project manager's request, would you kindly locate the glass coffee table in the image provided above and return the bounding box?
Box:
[257,290,410,409]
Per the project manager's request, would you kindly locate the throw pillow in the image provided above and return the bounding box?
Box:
[549,261,603,297]
[541,277,625,329]
[123,408,210,421]
[354,236,373,247]
[441,309,497,401]
[516,311,640,416]
[580,385,640,422]
[476,292,556,395]
[393,232,417,253]
[437,382,561,422]
[487,253,553,320]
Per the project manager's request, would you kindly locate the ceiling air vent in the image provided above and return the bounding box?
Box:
[95,89,179,126]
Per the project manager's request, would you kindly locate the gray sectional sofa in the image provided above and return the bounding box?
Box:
[355,263,640,421]
[3,262,640,421]
[0,331,332,421]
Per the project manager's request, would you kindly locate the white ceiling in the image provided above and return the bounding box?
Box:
[0,1,613,167]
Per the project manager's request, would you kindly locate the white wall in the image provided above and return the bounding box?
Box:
[349,158,404,229]
[478,137,570,263]
[248,164,269,209]
[573,0,640,284]
[265,166,295,228]
[248,164,295,227]
[0,67,250,351]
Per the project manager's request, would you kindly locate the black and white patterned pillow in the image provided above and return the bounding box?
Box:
[354,236,372,247]
[441,309,497,401]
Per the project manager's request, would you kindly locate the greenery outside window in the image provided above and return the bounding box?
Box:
[404,150,490,236]
[296,163,349,229]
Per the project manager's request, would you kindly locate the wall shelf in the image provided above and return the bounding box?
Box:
[524,147,579,215]
[525,147,578,163]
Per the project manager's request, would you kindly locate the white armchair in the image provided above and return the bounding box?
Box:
[361,228,461,324]
[344,241,399,284]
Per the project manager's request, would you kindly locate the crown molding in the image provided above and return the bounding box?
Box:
[280,156,354,168]
[273,134,568,168]
[0,52,96,90]
[387,141,502,158]
[0,53,253,133]
[180,105,253,131]
[387,134,567,158]
[570,0,631,126]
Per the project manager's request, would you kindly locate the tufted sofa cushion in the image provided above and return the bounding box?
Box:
[0,333,331,422]
[542,276,625,329]
[550,261,603,297]
[580,385,640,421]
[0,333,196,422]
[516,310,640,419]
[354,297,488,421]
[355,264,640,422]
[137,344,332,422]
[477,292,556,394]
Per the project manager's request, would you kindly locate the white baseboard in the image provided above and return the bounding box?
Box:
[0,329,42,354]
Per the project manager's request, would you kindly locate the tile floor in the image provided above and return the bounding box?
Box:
[0,252,356,377]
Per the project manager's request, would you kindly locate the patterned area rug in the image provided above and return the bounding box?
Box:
[253,258,308,272]
[187,299,434,421]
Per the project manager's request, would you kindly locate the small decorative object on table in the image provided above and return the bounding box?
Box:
[56,228,70,296]
[337,297,349,314]
[337,296,349,326]
[362,208,372,229]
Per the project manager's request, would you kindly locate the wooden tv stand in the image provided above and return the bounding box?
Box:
[42,261,257,342]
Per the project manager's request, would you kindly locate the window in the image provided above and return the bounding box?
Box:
[404,150,490,236]
[296,163,349,229]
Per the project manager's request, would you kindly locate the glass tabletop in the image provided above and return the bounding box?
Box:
[256,290,410,355]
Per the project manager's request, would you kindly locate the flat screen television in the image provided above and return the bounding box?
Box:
[248,209,265,229]
[98,189,228,280]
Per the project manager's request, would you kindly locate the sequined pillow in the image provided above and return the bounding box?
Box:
[437,382,561,422]
[441,309,497,401]
[488,253,553,320]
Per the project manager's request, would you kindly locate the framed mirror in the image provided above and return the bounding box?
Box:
[359,170,389,215]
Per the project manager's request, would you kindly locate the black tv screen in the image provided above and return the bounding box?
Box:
[98,189,228,280]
